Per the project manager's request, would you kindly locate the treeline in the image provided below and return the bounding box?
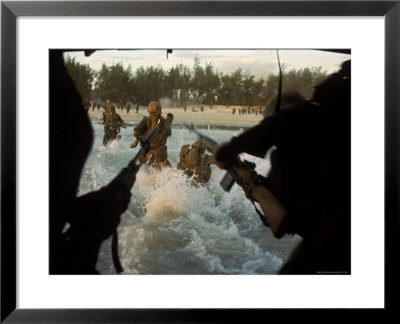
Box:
[65,55,329,107]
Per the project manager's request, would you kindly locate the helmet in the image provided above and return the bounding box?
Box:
[106,100,111,104]
[192,140,206,153]
[148,101,162,114]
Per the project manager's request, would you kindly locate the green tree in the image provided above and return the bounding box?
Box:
[281,66,328,100]
[218,68,245,106]
[203,62,220,106]
[216,73,230,106]
[242,73,255,106]
[252,78,268,106]
[165,64,192,106]
[96,62,133,103]
[263,65,329,111]
[190,55,206,104]
[64,55,95,101]
[132,65,166,105]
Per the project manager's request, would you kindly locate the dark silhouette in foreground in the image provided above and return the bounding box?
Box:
[49,50,132,274]
[215,60,351,274]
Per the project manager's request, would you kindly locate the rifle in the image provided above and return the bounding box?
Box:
[134,111,146,118]
[185,124,270,228]
[92,116,127,128]
[111,121,160,273]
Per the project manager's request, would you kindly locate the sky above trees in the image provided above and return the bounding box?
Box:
[66,49,350,80]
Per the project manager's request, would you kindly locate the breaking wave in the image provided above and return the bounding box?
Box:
[79,123,301,274]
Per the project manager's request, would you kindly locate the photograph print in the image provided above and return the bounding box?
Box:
[49,49,351,275]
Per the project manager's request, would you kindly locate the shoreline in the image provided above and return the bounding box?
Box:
[88,105,264,129]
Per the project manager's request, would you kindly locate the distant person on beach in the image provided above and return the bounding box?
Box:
[125,102,131,114]
[130,101,174,169]
[177,140,215,185]
[135,103,139,114]
[118,100,123,111]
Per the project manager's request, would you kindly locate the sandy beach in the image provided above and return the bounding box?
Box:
[88,105,264,129]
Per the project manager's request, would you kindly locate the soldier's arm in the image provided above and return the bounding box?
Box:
[204,154,216,166]
[134,117,148,135]
[179,145,190,159]
[161,114,173,138]
[230,163,287,238]
[118,115,125,125]
[215,107,298,165]
[53,180,132,274]
[165,126,172,138]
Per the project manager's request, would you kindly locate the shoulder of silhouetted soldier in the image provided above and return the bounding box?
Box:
[263,90,306,118]
[312,60,350,109]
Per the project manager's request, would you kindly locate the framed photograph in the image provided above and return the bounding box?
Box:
[2,0,398,322]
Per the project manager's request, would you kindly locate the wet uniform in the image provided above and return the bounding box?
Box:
[134,114,172,168]
[102,105,125,146]
[178,141,215,185]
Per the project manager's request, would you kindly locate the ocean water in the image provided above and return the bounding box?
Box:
[78,121,301,274]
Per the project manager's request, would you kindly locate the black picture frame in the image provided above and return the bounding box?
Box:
[1,1,399,322]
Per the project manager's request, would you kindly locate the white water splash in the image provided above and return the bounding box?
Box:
[79,122,300,274]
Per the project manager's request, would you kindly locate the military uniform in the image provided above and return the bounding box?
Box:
[133,101,173,168]
[177,141,215,185]
[102,103,125,146]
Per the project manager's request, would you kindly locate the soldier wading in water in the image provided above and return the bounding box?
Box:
[130,101,174,169]
[178,140,215,186]
[101,100,126,146]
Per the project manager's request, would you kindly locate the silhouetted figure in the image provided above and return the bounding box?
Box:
[50,50,132,274]
[263,90,306,119]
[215,60,351,274]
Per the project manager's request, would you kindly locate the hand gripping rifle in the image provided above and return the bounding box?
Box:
[185,124,270,228]
[111,120,160,273]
